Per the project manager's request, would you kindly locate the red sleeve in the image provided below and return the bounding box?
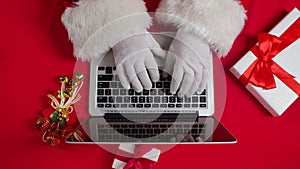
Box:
[144,0,160,12]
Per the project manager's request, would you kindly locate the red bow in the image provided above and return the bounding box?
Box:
[115,145,158,169]
[124,158,157,169]
[239,18,300,95]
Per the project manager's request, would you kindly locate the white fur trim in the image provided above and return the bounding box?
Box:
[61,0,152,61]
[156,0,246,57]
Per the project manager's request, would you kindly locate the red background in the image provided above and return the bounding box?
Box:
[1,0,300,168]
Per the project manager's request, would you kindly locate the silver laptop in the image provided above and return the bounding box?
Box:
[71,32,236,144]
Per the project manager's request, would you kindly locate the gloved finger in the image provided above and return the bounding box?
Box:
[163,52,176,75]
[195,136,203,142]
[170,62,184,94]
[178,70,194,97]
[176,134,185,142]
[116,65,130,89]
[186,67,203,97]
[125,64,143,92]
[197,68,209,94]
[185,135,195,142]
[135,61,152,90]
[144,51,160,82]
[147,34,167,59]
[170,137,177,142]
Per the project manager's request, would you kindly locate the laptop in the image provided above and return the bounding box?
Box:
[70,32,236,144]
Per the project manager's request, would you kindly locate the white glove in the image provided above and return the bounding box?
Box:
[112,31,166,92]
[164,29,211,97]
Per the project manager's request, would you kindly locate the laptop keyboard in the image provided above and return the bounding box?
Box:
[97,66,208,109]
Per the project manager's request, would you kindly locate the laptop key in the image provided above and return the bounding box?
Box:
[169,97,176,103]
[176,104,182,108]
[116,97,122,103]
[185,97,191,103]
[200,104,206,108]
[200,97,206,103]
[111,82,118,88]
[139,97,145,103]
[105,104,112,108]
[128,89,135,95]
[152,104,159,108]
[142,90,149,95]
[160,75,166,81]
[98,82,110,88]
[184,104,191,108]
[177,97,184,103]
[106,67,113,74]
[129,104,136,108]
[97,97,107,103]
[158,90,164,95]
[114,75,120,81]
[164,82,171,88]
[131,97,138,103]
[105,89,111,96]
[109,97,115,103]
[154,97,160,103]
[192,104,198,108]
[192,97,199,103]
[156,82,163,88]
[137,104,143,108]
[112,89,119,95]
[97,89,105,95]
[146,97,153,103]
[98,67,105,71]
[120,89,127,95]
[162,97,168,103]
[145,104,151,108]
[168,104,175,108]
[121,104,128,108]
[165,89,172,96]
[160,104,167,108]
[98,75,113,81]
[145,124,152,128]
[97,104,104,108]
[150,89,157,95]
[124,96,130,103]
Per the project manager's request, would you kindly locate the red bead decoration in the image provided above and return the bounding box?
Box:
[61,127,73,141]
[44,131,61,147]
[36,117,51,132]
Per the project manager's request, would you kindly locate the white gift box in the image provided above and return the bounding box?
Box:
[230,8,300,116]
[112,144,161,169]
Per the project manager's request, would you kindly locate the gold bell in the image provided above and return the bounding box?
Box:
[74,73,85,81]
[69,81,78,88]
[60,76,69,84]
[57,90,62,99]
[63,88,73,98]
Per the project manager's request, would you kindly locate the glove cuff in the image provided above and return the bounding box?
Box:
[155,0,246,57]
[62,0,152,61]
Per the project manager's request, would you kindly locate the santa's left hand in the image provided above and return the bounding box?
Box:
[164,29,211,98]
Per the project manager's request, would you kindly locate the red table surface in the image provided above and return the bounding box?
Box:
[1,0,300,169]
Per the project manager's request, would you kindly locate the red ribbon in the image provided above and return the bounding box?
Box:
[124,158,157,169]
[115,145,158,169]
[239,17,300,96]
